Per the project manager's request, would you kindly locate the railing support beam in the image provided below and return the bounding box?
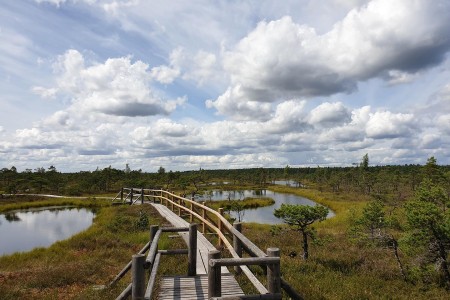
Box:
[233,222,243,274]
[208,250,222,298]
[131,254,146,300]
[188,223,197,276]
[267,248,281,294]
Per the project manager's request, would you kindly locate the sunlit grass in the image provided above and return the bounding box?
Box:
[0,196,110,213]
[205,197,275,211]
[0,198,183,299]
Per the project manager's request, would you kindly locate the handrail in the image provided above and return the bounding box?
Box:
[121,187,302,300]
[115,224,197,300]
[153,189,268,293]
[208,248,281,299]
[148,189,266,257]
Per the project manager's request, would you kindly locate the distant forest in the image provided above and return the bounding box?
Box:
[1,157,450,199]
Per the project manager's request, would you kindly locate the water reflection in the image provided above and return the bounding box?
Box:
[0,207,95,256]
[195,189,334,224]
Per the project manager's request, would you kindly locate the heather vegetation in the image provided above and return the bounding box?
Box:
[0,156,449,298]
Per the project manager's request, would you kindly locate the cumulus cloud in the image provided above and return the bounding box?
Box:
[4,0,450,170]
[150,65,180,84]
[321,106,370,142]
[206,85,272,121]
[152,47,220,86]
[208,0,450,118]
[307,102,351,126]
[419,134,442,149]
[365,111,415,139]
[265,100,308,133]
[34,49,184,117]
[183,50,218,85]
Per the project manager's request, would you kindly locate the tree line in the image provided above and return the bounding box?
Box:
[1,158,450,198]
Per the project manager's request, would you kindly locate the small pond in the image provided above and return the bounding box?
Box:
[195,190,334,224]
[0,207,96,256]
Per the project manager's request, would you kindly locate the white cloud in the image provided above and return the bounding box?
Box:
[205,85,272,121]
[366,111,415,139]
[386,70,417,85]
[308,102,351,126]
[150,65,180,84]
[208,0,450,118]
[152,47,221,86]
[3,0,450,170]
[265,100,308,133]
[321,106,370,142]
[182,50,218,85]
[35,49,184,117]
[32,86,58,99]
[419,134,441,149]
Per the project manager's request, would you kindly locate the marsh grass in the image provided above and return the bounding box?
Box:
[0,196,110,213]
[205,197,275,211]
[0,198,184,299]
[1,190,447,299]
[239,187,449,299]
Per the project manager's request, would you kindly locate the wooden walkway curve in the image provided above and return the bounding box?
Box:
[150,203,244,299]
[113,188,301,300]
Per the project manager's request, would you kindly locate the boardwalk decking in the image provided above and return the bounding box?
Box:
[159,274,243,300]
[150,203,244,299]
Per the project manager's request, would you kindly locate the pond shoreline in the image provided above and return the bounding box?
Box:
[0,206,96,256]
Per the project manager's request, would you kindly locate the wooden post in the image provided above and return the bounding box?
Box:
[177,195,181,216]
[188,223,197,276]
[130,188,134,205]
[190,198,194,222]
[120,187,124,202]
[208,250,221,298]
[202,204,206,234]
[267,248,281,294]
[149,225,159,244]
[218,208,224,246]
[233,222,243,274]
[171,194,174,211]
[131,254,146,300]
[141,188,144,204]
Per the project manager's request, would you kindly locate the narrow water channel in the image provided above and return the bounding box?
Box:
[0,207,95,256]
[196,189,334,224]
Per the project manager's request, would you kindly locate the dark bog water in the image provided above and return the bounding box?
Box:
[0,207,95,256]
[196,190,334,224]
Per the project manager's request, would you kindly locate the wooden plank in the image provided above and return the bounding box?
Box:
[150,203,229,275]
[158,275,244,300]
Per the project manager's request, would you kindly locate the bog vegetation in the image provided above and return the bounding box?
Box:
[0,156,449,299]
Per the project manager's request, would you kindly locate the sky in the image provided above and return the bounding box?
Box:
[1,0,450,172]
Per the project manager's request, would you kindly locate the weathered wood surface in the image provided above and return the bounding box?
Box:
[159,274,244,300]
[150,203,229,275]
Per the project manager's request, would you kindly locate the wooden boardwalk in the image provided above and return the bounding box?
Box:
[159,275,243,300]
[150,203,244,299]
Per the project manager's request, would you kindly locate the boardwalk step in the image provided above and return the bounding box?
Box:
[159,274,244,300]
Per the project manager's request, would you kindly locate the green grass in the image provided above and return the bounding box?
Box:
[0,197,184,299]
[0,196,110,213]
[205,197,275,210]
[1,190,448,299]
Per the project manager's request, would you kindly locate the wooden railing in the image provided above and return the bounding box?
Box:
[113,224,198,300]
[113,188,302,300]
[208,248,282,299]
